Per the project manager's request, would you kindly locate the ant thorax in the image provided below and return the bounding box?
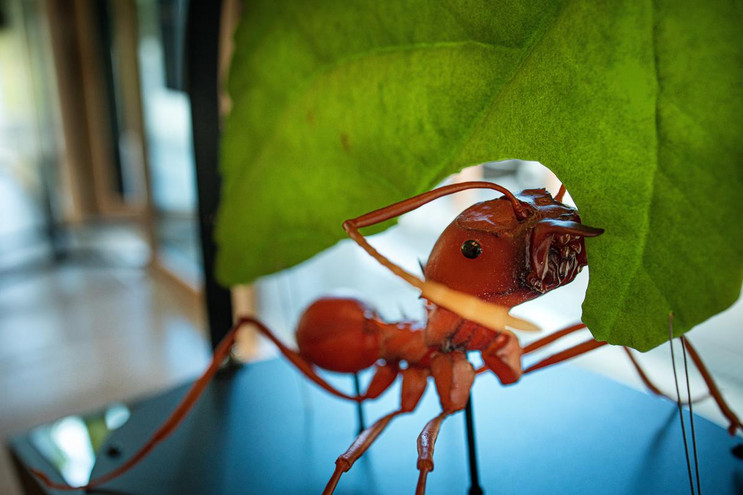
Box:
[376,319,430,365]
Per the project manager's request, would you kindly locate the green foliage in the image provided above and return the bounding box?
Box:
[217,0,742,351]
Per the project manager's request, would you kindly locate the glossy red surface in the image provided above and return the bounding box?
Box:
[424,189,599,307]
[296,297,381,373]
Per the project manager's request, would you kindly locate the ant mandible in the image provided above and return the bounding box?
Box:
[33,181,743,494]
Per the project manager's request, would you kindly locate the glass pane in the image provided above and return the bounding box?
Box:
[136,0,201,286]
[0,0,58,271]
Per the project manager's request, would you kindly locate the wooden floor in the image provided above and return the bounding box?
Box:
[0,262,210,495]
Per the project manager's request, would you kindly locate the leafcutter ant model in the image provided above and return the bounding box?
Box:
[33,181,742,494]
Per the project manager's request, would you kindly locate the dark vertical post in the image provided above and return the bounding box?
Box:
[464,394,484,495]
[92,0,125,195]
[353,373,366,434]
[185,0,234,349]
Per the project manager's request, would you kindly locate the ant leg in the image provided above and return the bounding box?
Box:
[683,338,742,435]
[241,316,396,402]
[416,411,451,495]
[415,351,475,494]
[323,368,429,495]
[518,322,716,402]
[520,323,702,403]
[523,339,608,374]
[522,323,587,354]
[362,362,401,399]
[475,323,588,376]
[517,324,675,391]
[520,324,680,396]
[517,324,742,435]
[622,347,707,405]
[460,326,522,383]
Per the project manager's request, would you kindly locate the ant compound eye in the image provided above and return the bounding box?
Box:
[461,240,482,259]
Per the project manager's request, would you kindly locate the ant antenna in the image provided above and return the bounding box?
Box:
[342,182,540,333]
[555,184,567,203]
[344,219,538,333]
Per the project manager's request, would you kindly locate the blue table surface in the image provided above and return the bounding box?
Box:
[10,357,743,494]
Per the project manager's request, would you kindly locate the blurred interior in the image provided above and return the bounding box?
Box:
[0,1,740,494]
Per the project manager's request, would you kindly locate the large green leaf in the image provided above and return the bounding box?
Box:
[217,0,743,351]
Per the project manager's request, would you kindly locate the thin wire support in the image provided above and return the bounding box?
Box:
[668,314,697,495]
[353,373,366,434]
[464,394,484,495]
[681,336,701,494]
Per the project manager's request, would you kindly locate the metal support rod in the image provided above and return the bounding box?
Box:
[353,373,366,434]
[186,0,234,349]
[464,393,484,495]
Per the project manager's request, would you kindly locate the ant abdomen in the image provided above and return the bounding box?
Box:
[296,297,382,373]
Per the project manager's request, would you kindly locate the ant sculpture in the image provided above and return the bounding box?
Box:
[33,181,742,494]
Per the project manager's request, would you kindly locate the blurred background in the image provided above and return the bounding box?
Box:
[0,1,740,494]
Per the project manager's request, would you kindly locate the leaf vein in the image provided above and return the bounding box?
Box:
[232,39,521,190]
[420,1,572,188]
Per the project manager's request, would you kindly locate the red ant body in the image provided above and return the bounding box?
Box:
[33,181,742,494]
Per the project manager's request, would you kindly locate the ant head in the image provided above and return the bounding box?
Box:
[424,188,603,307]
[296,297,382,373]
[518,189,603,293]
